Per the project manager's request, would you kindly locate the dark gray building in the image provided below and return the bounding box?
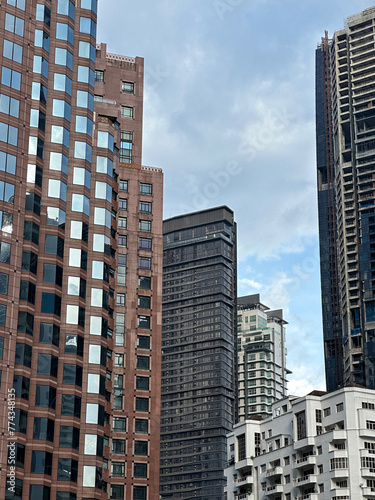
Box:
[160,206,238,500]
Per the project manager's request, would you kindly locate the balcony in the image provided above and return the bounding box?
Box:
[330,468,349,478]
[266,484,284,496]
[266,466,283,478]
[361,467,375,478]
[295,474,318,487]
[235,458,253,471]
[362,486,375,497]
[235,493,252,500]
[295,455,317,468]
[296,495,319,500]
[294,437,316,450]
[236,475,253,487]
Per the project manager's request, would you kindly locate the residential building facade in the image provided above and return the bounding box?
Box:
[316,7,375,389]
[160,206,238,500]
[237,295,290,421]
[225,387,375,500]
[0,3,163,500]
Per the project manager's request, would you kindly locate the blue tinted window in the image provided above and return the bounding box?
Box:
[49,152,69,175]
[76,90,94,111]
[77,66,95,87]
[31,82,47,103]
[79,17,96,37]
[96,156,113,176]
[0,94,19,118]
[36,4,51,26]
[54,73,72,95]
[51,126,70,148]
[81,0,97,14]
[56,23,74,45]
[7,0,26,10]
[74,141,92,162]
[55,48,73,70]
[33,55,49,79]
[0,152,16,175]
[0,123,18,146]
[53,99,71,121]
[3,39,23,64]
[97,131,114,151]
[78,41,95,62]
[5,13,24,36]
[75,116,93,136]
[1,66,21,90]
[34,29,50,52]
[57,0,75,19]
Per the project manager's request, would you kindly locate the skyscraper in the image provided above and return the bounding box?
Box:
[160,206,237,500]
[316,7,375,389]
[0,3,163,500]
[237,294,290,421]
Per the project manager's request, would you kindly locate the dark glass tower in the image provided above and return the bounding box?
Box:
[316,32,344,391]
[316,7,375,389]
[160,206,237,500]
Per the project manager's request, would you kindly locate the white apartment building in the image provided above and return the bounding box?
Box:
[237,295,290,420]
[225,386,375,500]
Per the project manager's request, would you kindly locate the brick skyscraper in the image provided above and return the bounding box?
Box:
[0,2,163,500]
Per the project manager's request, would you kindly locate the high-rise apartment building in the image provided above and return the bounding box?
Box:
[0,3,163,500]
[160,207,237,500]
[237,294,289,421]
[316,7,375,390]
[225,386,375,500]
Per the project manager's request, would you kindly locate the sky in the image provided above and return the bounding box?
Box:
[97,1,373,396]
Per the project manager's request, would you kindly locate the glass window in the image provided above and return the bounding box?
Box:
[113,417,126,431]
[5,13,24,36]
[14,408,28,434]
[91,288,103,307]
[78,65,95,86]
[138,276,151,289]
[96,156,113,176]
[139,257,151,270]
[31,451,52,474]
[51,125,70,148]
[80,17,96,37]
[121,106,133,118]
[31,81,47,103]
[33,55,48,78]
[119,179,128,192]
[52,99,71,121]
[1,66,21,91]
[74,140,92,161]
[135,397,149,412]
[17,311,34,336]
[50,151,68,174]
[36,3,51,25]
[68,248,87,270]
[136,376,149,391]
[118,217,127,229]
[55,47,73,70]
[63,364,82,386]
[65,334,84,356]
[76,115,93,136]
[81,0,97,13]
[57,0,75,19]
[13,375,30,400]
[73,167,91,189]
[43,264,63,286]
[93,233,110,253]
[45,235,64,258]
[59,426,80,449]
[87,373,101,393]
[54,73,72,95]
[95,70,104,81]
[25,192,41,215]
[35,385,56,409]
[0,122,18,146]
[139,237,152,250]
[122,81,134,93]
[34,29,49,51]
[135,418,148,433]
[23,221,39,244]
[94,207,111,227]
[3,39,23,64]
[61,394,81,417]
[41,293,61,316]
[7,0,26,9]
[111,461,124,477]
[57,458,78,482]
[78,41,95,61]
[112,438,125,453]
[48,179,67,201]
[95,181,111,201]
[140,183,152,195]
[33,417,54,441]
[56,22,74,45]
[40,322,60,346]
[0,93,20,118]
[139,201,152,213]
[71,193,90,215]
[15,343,32,367]
[46,207,65,228]
[82,465,102,488]
[137,335,150,349]
[137,355,150,370]
[134,463,147,478]
[134,441,148,456]
[19,280,35,304]
[21,251,37,274]
[37,353,58,377]
[86,402,104,425]
[84,434,102,455]
[76,90,94,111]
[0,151,16,174]
[138,296,151,309]
[97,131,114,151]
[0,304,6,326]
[139,220,151,232]
[27,164,43,185]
